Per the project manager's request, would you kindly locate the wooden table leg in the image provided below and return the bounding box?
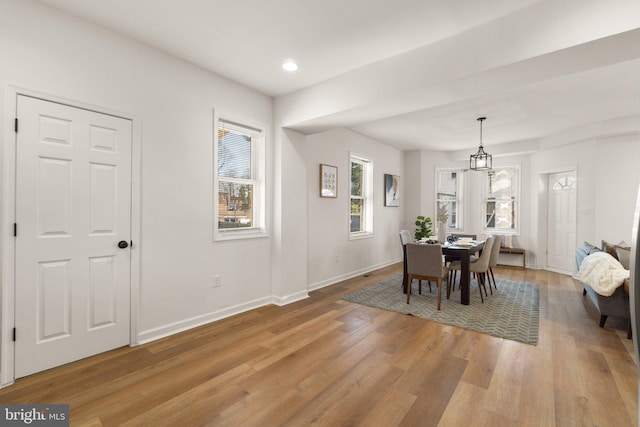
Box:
[460,252,470,305]
[402,245,408,294]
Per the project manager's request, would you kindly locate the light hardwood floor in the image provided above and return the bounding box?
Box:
[0,264,637,426]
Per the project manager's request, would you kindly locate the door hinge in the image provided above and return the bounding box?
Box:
[13,223,17,237]
[12,327,16,342]
[14,118,18,133]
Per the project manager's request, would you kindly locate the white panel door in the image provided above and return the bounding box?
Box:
[547,171,577,273]
[15,95,132,378]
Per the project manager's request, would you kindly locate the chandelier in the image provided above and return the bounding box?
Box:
[469,117,492,171]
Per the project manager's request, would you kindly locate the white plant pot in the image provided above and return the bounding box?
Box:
[437,222,446,243]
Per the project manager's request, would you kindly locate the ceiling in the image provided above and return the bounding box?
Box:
[37,0,640,152]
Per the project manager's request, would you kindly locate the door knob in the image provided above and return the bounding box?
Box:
[118,240,129,249]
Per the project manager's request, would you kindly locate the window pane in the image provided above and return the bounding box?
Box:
[436,172,457,200]
[351,198,362,215]
[487,169,517,200]
[436,170,461,229]
[218,127,252,179]
[351,162,363,197]
[218,181,253,228]
[350,199,363,232]
[350,215,362,232]
[552,176,576,191]
[441,201,457,229]
[485,201,516,229]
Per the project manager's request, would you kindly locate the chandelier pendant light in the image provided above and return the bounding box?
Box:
[469,117,492,171]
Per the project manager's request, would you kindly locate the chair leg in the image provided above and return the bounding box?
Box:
[599,315,607,328]
[446,275,451,299]
[407,277,412,304]
[418,280,422,295]
[481,273,488,296]
[489,267,497,290]
[477,275,484,303]
[437,279,442,310]
[486,272,493,295]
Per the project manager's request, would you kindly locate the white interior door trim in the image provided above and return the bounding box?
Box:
[1,86,142,387]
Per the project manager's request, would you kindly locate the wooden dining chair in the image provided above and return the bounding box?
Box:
[405,243,449,309]
[447,236,494,303]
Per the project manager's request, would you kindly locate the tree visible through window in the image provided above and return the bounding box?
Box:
[435,169,463,230]
[350,155,373,236]
[216,120,262,233]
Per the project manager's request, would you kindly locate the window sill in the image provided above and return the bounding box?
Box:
[349,231,374,241]
[483,229,519,236]
[214,227,268,242]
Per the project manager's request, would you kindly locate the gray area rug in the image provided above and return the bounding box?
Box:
[342,274,539,345]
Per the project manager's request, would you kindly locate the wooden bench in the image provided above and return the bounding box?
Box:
[497,247,526,269]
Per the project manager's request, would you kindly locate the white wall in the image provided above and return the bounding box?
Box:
[306,128,404,289]
[530,133,640,270]
[0,0,273,343]
[405,149,532,260]
[270,128,309,304]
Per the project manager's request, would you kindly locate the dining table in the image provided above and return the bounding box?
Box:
[402,240,485,305]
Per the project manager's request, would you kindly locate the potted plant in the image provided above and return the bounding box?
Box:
[414,215,433,241]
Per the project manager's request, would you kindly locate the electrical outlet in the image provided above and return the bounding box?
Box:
[212,275,221,288]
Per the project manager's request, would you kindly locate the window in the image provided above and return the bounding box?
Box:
[350,154,373,238]
[435,169,463,229]
[484,166,519,233]
[215,118,266,240]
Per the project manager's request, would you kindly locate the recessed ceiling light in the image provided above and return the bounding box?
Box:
[282,61,298,72]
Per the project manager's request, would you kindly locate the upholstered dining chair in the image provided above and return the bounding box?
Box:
[487,234,502,292]
[405,243,449,309]
[399,229,422,290]
[399,229,413,255]
[447,236,494,303]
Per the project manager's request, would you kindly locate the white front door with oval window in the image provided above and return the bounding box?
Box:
[547,171,577,274]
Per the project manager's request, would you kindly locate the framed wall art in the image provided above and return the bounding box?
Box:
[320,164,338,198]
[384,174,399,206]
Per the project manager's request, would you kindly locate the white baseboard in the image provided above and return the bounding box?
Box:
[137,258,401,345]
[270,290,309,306]
[308,258,401,292]
[137,295,273,345]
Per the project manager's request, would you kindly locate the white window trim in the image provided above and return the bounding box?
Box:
[434,168,464,231]
[482,164,521,235]
[349,153,374,240]
[213,114,268,241]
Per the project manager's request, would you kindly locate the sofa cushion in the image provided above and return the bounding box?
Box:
[501,234,513,248]
[616,243,631,270]
[576,241,601,268]
[601,240,619,260]
[601,240,631,269]
[580,241,601,255]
